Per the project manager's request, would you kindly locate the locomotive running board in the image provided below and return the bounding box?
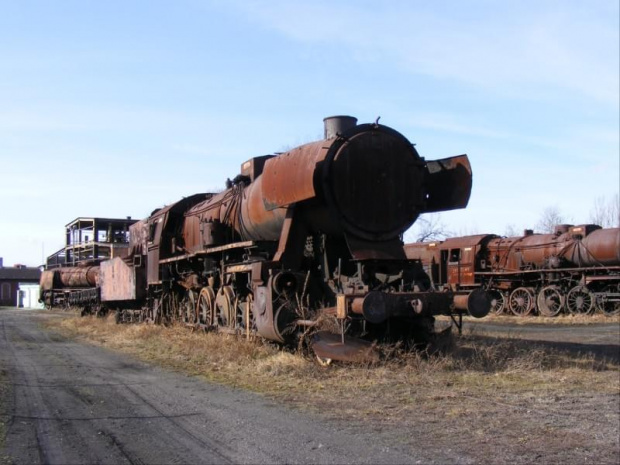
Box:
[311,331,380,364]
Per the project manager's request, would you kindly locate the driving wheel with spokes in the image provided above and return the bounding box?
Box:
[566,286,594,314]
[488,289,506,315]
[596,296,620,316]
[197,286,216,327]
[509,287,534,316]
[537,285,564,317]
[215,286,237,329]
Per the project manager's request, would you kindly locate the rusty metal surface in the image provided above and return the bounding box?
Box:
[347,290,455,322]
[239,175,287,240]
[509,233,570,269]
[261,140,330,210]
[39,270,56,292]
[129,220,149,256]
[424,154,472,213]
[569,227,620,266]
[448,263,475,286]
[100,257,143,302]
[311,331,380,364]
[453,289,491,318]
[261,123,463,243]
[240,155,273,182]
[345,235,406,260]
[57,266,100,288]
[403,241,442,263]
[253,282,283,343]
[405,235,497,287]
[439,234,495,249]
[485,228,617,271]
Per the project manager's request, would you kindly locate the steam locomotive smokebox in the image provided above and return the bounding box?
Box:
[323,115,358,139]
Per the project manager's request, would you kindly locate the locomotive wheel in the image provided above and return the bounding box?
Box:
[509,287,534,316]
[566,286,594,314]
[215,286,236,329]
[488,289,506,315]
[197,287,216,327]
[594,285,620,316]
[273,299,299,342]
[537,286,564,317]
[597,299,620,316]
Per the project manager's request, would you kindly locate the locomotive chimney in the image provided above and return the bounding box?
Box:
[323,115,357,139]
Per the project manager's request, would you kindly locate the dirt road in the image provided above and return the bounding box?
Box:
[0,309,418,464]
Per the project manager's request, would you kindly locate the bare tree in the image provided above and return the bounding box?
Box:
[536,206,567,233]
[504,224,519,237]
[612,194,620,227]
[589,194,620,228]
[407,213,453,242]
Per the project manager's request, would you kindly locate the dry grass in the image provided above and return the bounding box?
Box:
[46,314,619,407]
[457,312,620,325]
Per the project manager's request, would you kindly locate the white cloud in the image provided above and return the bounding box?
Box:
[225,0,619,105]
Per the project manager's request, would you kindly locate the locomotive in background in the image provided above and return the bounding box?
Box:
[405,224,620,317]
[41,116,490,362]
[40,217,137,309]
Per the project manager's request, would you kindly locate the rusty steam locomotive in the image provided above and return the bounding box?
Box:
[41,116,490,361]
[405,225,620,317]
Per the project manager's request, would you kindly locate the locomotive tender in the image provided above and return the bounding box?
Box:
[41,116,489,361]
[405,224,620,317]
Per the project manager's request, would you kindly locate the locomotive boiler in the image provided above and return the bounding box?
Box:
[46,116,490,362]
[405,224,620,317]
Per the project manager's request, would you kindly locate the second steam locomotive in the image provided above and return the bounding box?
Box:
[41,116,490,361]
[405,225,620,317]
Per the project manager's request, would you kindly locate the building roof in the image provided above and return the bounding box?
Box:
[65,217,137,228]
[0,267,41,281]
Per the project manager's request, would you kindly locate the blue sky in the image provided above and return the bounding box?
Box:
[1,0,618,266]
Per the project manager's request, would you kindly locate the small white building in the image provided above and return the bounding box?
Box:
[17,283,44,309]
